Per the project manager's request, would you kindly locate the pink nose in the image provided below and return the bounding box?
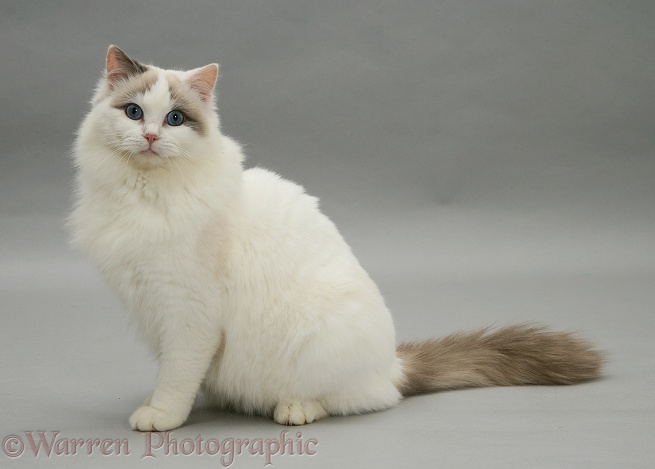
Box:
[144,133,159,144]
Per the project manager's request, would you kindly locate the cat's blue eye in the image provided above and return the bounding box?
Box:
[125,104,143,120]
[165,110,185,126]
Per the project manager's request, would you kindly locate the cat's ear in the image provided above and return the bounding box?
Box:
[185,64,219,102]
[106,45,148,89]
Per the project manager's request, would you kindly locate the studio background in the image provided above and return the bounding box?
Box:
[1,1,653,468]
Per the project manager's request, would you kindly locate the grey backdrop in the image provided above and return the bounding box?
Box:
[1,1,654,468]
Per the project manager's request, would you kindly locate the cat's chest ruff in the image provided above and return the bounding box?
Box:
[122,169,171,206]
[96,214,209,307]
[103,171,206,238]
[84,181,207,274]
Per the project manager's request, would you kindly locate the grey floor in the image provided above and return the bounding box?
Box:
[2,1,654,468]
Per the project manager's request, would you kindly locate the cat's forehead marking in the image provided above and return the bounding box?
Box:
[110,68,160,106]
[125,76,175,127]
[143,76,172,107]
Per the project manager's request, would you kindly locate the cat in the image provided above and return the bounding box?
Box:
[68,45,603,431]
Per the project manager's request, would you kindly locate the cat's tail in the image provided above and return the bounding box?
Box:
[396,324,604,396]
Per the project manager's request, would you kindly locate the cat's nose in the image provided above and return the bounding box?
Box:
[144,133,159,145]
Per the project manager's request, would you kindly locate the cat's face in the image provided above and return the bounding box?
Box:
[82,46,219,169]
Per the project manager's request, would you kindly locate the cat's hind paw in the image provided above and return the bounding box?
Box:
[129,405,186,431]
[274,400,328,425]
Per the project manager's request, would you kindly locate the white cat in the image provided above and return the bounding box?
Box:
[69,46,603,431]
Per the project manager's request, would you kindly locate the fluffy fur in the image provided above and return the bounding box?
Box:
[69,46,603,431]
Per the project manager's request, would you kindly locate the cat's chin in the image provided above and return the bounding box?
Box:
[129,151,167,169]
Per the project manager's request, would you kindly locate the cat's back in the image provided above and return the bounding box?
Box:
[234,166,355,269]
[240,167,324,230]
[242,167,315,206]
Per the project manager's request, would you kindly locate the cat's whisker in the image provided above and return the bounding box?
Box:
[167,156,185,181]
[92,147,129,177]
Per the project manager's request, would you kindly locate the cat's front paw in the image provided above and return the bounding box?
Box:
[129,405,186,431]
[274,400,328,425]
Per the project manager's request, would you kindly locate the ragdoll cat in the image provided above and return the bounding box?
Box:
[69,46,603,431]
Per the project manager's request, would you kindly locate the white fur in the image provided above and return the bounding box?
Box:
[70,63,403,431]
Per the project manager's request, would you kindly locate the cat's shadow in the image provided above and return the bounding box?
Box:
[185,405,275,429]
[183,398,383,431]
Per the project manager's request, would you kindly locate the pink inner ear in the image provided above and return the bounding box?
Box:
[105,45,146,89]
[187,64,219,102]
[106,48,120,74]
[106,46,128,86]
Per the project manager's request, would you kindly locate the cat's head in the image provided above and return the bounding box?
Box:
[79,46,221,170]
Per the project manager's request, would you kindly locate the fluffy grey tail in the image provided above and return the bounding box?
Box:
[396,324,604,396]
